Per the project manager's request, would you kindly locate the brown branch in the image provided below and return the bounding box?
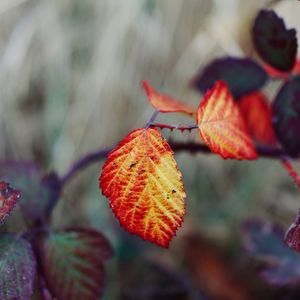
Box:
[59,141,291,187]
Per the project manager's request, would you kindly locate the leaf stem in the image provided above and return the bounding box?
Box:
[60,147,113,186]
[145,110,159,128]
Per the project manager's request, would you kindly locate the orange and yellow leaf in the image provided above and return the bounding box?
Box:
[196,81,257,160]
[142,80,195,116]
[238,92,277,146]
[99,128,186,247]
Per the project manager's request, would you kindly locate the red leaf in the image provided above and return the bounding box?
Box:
[196,81,257,160]
[100,128,186,247]
[142,80,195,116]
[238,92,277,146]
[0,181,20,224]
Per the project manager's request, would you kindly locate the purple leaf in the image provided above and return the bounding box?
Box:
[38,228,113,300]
[252,10,297,71]
[0,234,36,300]
[242,220,300,286]
[0,161,61,221]
[192,57,267,98]
[272,76,300,157]
[0,181,21,224]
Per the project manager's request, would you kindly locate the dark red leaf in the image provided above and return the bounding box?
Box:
[273,76,300,156]
[0,181,21,224]
[285,210,300,252]
[252,10,297,71]
[192,57,267,98]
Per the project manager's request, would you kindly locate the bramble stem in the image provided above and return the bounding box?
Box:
[149,123,198,132]
[60,147,113,186]
[59,140,290,188]
[145,110,159,128]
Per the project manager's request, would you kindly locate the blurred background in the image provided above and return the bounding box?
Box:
[1,0,300,299]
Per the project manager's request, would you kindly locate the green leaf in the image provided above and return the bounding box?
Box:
[39,228,113,300]
[273,76,300,156]
[0,162,60,221]
[252,10,297,71]
[0,234,36,300]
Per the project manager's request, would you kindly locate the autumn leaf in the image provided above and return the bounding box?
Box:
[238,92,277,146]
[142,80,195,116]
[196,81,257,160]
[0,181,21,224]
[100,127,186,248]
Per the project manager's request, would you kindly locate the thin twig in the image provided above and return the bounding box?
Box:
[60,147,113,186]
[145,110,159,129]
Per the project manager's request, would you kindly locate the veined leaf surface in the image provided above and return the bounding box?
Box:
[100,128,186,247]
[197,81,257,160]
[142,80,195,116]
[39,228,113,300]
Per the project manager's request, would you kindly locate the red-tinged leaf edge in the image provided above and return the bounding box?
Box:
[263,59,300,79]
[0,181,21,224]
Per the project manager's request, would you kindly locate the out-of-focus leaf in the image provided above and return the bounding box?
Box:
[273,76,300,157]
[0,234,36,300]
[0,162,61,221]
[142,80,195,116]
[120,259,201,300]
[100,128,186,248]
[243,220,300,286]
[192,57,267,98]
[252,10,297,71]
[183,235,253,300]
[38,228,113,300]
[196,81,257,160]
[0,181,21,224]
[238,92,277,146]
